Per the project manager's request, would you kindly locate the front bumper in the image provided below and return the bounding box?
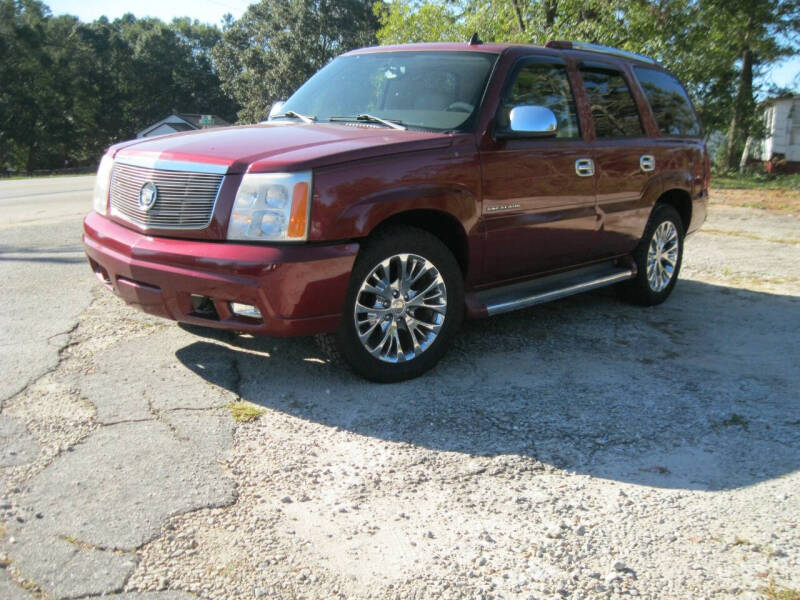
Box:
[82,211,358,336]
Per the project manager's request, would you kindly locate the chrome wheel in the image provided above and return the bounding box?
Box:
[354,253,447,363]
[646,221,679,292]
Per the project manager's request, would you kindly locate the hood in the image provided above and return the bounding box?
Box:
[111,123,455,173]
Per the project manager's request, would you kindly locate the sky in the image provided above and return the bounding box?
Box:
[46,1,799,91]
[46,0,252,27]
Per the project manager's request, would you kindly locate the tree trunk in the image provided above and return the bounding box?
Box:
[510,0,526,33]
[544,0,557,28]
[726,22,754,170]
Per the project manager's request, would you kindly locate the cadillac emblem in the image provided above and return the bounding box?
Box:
[138,181,158,211]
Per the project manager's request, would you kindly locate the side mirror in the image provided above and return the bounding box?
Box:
[496,105,558,139]
[267,100,287,120]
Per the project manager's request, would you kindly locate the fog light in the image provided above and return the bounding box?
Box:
[230,302,262,319]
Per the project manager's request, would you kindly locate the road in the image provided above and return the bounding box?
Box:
[0,176,96,403]
[0,176,798,600]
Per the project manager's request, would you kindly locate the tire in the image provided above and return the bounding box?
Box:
[618,204,685,306]
[332,225,464,383]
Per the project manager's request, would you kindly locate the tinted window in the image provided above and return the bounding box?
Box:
[634,67,701,137]
[278,51,496,131]
[580,67,644,138]
[498,62,580,139]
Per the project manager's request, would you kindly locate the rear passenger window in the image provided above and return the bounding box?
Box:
[499,61,580,139]
[580,67,644,138]
[634,67,701,137]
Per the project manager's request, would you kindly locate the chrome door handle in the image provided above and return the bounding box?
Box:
[640,154,656,172]
[575,158,595,177]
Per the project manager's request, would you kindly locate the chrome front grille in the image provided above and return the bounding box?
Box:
[109,162,224,230]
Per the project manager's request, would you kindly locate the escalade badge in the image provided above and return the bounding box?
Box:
[138,182,158,211]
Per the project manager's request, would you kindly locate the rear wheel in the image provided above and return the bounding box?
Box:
[330,226,463,382]
[619,204,684,306]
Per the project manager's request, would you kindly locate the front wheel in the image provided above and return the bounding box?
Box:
[619,204,684,306]
[329,226,464,382]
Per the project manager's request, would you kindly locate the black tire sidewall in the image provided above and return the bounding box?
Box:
[625,204,685,306]
[336,227,464,383]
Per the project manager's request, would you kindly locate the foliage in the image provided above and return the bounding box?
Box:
[212,0,380,124]
[375,0,800,161]
[0,0,237,172]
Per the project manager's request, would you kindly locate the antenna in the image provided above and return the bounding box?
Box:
[468,32,482,45]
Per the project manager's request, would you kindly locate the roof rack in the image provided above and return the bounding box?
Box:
[545,40,657,65]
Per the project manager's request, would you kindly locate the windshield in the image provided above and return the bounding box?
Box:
[277,51,497,131]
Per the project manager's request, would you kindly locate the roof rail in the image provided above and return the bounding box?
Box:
[545,40,657,65]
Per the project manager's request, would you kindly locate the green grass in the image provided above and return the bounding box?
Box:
[762,580,800,600]
[226,401,266,423]
[711,172,800,191]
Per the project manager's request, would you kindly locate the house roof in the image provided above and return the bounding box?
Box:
[173,113,231,128]
[137,113,232,138]
[760,94,800,108]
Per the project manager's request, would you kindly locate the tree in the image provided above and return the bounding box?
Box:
[703,0,800,169]
[0,1,238,172]
[375,0,800,168]
[212,0,379,123]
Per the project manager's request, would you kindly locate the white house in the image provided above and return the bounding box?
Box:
[759,95,800,173]
[137,113,231,139]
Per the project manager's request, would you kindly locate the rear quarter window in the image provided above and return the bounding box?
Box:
[634,67,701,137]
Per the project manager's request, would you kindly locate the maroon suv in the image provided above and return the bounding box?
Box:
[84,40,709,382]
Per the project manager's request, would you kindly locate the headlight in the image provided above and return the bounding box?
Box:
[92,154,114,215]
[227,171,312,242]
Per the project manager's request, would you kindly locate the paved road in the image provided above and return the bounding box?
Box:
[0,177,798,599]
[0,176,96,403]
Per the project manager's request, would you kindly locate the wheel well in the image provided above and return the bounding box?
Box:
[657,189,692,231]
[370,210,469,277]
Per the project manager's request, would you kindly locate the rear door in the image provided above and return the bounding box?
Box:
[578,62,660,256]
[480,57,596,285]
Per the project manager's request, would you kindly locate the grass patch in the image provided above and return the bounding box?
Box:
[226,401,266,423]
[722,413,750,429]
[762,580,800,600]
[712,173,800,191]
[700,228,800,246]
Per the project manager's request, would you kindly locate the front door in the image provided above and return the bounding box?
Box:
[480,58,597,285]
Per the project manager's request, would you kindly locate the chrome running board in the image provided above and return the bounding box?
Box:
[476,261,635,317]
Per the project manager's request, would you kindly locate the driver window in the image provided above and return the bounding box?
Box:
[498,62,580,139]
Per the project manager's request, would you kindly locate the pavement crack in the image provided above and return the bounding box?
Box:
[102,417,157,427]
[1,322,81,411]
[59,534,137,556]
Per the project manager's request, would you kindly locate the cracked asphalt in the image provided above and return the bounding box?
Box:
[0,176,798,600]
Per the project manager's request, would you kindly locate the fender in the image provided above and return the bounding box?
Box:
[309,140,483,243]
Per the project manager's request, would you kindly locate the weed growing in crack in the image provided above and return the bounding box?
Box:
[226,401,266,423]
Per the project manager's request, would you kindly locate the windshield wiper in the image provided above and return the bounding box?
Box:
[272,110,316,124]
[328,114,407,130]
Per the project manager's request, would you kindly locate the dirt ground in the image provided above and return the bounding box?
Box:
[710,186,800,216]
